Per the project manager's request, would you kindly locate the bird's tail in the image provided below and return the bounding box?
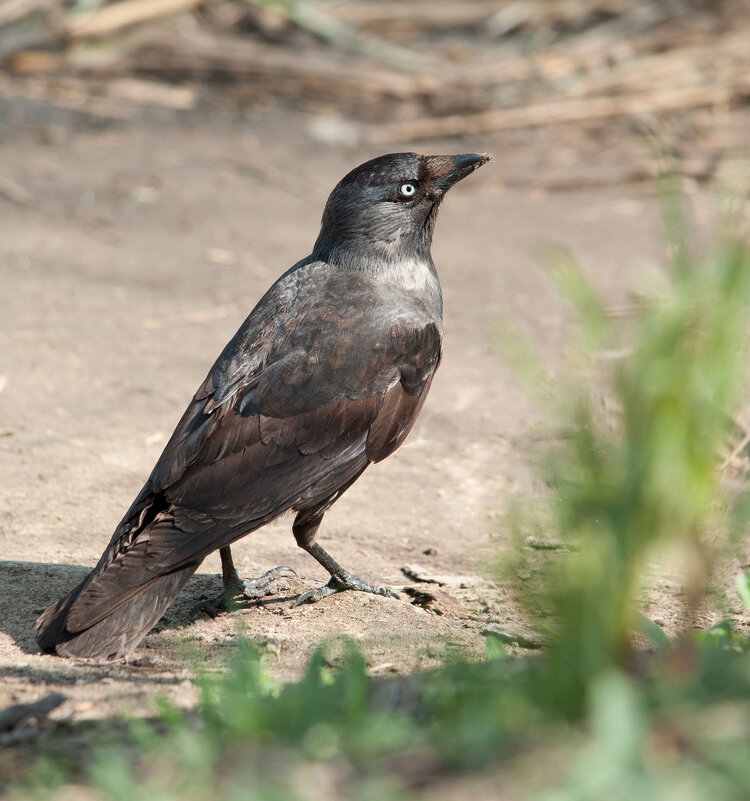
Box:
[36,562,198,660]
[36,484,204,660]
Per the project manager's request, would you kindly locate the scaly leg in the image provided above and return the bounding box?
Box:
[291,508,399,607]
[191,546,295,617]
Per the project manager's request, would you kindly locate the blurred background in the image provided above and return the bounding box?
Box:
[1,0,748,175]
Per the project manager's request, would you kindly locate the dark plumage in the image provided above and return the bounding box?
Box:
[36,151,490,659]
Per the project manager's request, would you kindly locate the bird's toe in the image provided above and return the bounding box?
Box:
[291,583,338,607]
[237,565,296,599]
[292,573,399,607]
[192,565,296,617]
[190,594,228,619]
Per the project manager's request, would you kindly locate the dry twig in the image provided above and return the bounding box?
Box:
[65,0,202,39]
[367,83,743,142]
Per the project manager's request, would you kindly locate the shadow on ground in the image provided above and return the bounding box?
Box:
[0,560,301,658]
[0,561,90,656]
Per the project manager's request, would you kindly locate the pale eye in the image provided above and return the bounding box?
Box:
[399,182,417,197]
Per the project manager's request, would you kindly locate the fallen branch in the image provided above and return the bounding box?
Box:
[65,0,202,40]
[243,0,426,71]
[116,28,440,101]
[0,174,34,206]
[328,0,496,31]
[367,82,744,142]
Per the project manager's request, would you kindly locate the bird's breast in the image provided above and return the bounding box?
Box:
[380,257,439,293]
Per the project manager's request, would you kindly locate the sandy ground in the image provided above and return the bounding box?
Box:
[0,105,746,725]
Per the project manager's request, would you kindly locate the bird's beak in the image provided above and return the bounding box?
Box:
[425,152,492,195]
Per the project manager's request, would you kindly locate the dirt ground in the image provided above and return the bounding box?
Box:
[0,102,747,725]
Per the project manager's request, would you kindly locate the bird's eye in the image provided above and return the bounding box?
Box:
[399,182,417,198]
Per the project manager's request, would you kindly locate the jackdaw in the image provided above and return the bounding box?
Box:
[36,151,490,659]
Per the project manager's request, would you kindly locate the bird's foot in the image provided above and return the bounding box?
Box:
[292,570,399,608]
[191,566,296,618]
[235,565,297,599]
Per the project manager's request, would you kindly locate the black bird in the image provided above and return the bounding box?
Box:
[36,151,490,659]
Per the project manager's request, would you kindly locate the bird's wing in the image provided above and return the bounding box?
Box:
[65,265,441,631]
[153,266,442,520]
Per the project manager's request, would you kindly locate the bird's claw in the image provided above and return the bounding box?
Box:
[190,595,226,619]
[237,565,297,599]
[191,565,296,618]
[292,572,399,608]
[291,584,338,607]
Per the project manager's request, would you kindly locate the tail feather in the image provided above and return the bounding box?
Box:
[36,483,207,660]
[36,564,198,659]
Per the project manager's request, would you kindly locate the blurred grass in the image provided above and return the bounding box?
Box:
[502,172,750,718]
[9,177,750,800]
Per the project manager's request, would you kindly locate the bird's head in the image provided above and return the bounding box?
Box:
[313,152,491,268]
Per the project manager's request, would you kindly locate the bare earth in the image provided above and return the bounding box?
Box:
[1,107,746,723]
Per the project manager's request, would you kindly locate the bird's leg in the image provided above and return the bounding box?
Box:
[219,546,296,601]
[291,510,399,607]
[190,546,296,617]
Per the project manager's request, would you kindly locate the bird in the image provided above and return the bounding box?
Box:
[36,151,490,660]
